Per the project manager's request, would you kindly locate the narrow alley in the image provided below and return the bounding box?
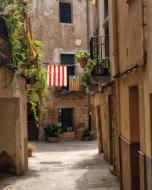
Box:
[0,141,119,190]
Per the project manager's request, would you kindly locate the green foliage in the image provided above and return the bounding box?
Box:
[81,58,110,86]
[82,128,94,137]
[26,65,47,125]
[74,50,90,63]
[0,0,47,125]
[99,58,110,68]
[44,124,63,138]
[1,0,30,69]
[81,60,95,86]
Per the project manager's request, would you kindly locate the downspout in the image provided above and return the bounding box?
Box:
[86,0,92,130]
[111,0,121,182]
[86,0,90,49]
[141,0,147,65]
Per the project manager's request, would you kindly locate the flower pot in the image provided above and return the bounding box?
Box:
[26,84,37,91]
[79,58,87,68]
[103,68,110,76]
[28,149,33,157]
[82,136,93,141]
[47,136,59,143]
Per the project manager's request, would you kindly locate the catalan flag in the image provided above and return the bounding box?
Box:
[47,65,67,87]
[69,76,80,91]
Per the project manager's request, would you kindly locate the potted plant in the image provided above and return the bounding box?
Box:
[28,142,36,157]
[82,128,94,141]
[75,50,90,68]
[44,124,63,142]
[100,58,110,76]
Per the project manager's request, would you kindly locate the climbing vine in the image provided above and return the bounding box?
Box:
[0,0,47,125]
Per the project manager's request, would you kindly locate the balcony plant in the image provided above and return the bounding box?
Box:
[82,128,94,141]
[44,124,63,142]
[100,58,110,76]
[75,50,90,68]
[91,58,110,76]
[81,59,95,86]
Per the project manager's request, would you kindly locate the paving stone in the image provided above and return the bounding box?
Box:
[0,140,120,190]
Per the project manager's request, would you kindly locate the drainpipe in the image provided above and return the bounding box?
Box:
[86,0,92,130]
[141,0,147,65]
[111,0,122,182]
[86,0,90,49]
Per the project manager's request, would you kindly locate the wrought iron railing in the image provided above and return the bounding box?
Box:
[90,35,110,77]
[90,35,109,60]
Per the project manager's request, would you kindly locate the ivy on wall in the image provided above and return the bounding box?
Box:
[0,0,47,125]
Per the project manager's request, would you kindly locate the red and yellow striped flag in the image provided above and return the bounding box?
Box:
[47,65,67,87]
[69,76,80,91]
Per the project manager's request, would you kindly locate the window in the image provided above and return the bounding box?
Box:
[59,2,72,23]
[104,0,109,18]
[60,54,75,90]
[61,54,75,75]
[58,108,74,132]
[0,17,8,39]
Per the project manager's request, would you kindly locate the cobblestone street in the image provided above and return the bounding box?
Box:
[0,141,120,190]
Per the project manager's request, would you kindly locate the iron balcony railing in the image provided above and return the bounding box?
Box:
[90,35,110,77]
[90,35,109,60]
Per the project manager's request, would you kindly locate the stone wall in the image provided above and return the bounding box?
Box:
[40,92,89,140]
[32,0,89,141]
[0,66,28,175]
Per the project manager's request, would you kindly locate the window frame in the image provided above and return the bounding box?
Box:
[60,53,75,91]
[59,1,73,24]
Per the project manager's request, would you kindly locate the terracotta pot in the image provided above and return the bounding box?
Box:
[103,68,110,76]
[82,136,93,141]
[26,84,37,91]
[28,149,33,157]
[47,137,59,143]
[79,58,87,68]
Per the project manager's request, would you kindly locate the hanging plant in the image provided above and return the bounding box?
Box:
[0,0,47,126]
[75,50,90,68]
[81,60,95,86]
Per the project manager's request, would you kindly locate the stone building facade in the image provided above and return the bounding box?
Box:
[32,0,91,140]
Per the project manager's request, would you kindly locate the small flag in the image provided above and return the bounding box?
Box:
[47,65,67,87]
[69,76,80,91]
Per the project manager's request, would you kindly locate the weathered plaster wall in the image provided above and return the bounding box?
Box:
[115,0,152,189]
[32,0,88,64]
[0,67,28,174]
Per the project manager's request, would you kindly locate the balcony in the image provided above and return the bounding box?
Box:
[52,75,85,95]
[89,35,110,84]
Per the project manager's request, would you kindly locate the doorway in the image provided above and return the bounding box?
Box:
[58,108,74,132]
[96,105,103,153]
[27,103,39,141]
[108,95,113,165]
[129,86,140,190]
